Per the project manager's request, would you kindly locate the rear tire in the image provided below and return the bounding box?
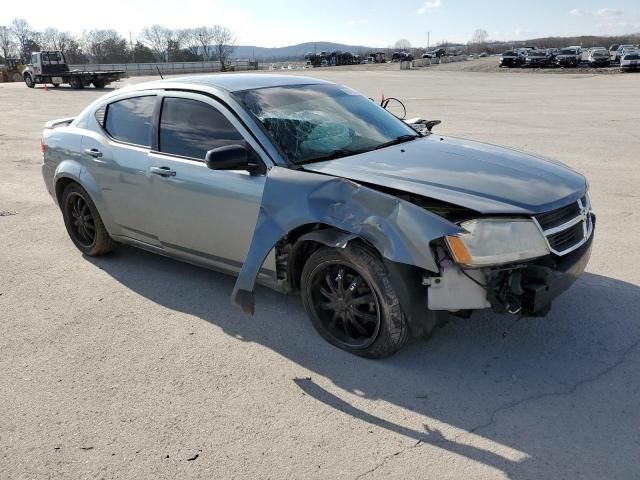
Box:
[301,244,409,359]
[61,183,115,256]
[69,76,84,89]
[24,74,34,88]
[92,79,106,89]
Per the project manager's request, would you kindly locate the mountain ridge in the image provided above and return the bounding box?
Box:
[231,41,375,60]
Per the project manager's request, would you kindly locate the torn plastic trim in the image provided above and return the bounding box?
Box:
[231,166,464,314]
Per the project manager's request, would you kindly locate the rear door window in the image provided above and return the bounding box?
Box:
[158,97,244,160]
[104,96,156,147]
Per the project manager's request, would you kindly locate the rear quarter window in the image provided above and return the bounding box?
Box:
[104,96,156,147]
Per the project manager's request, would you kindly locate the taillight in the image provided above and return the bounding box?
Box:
[41,136,46,162]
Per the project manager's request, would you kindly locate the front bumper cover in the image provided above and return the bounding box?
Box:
[486,216,595,316]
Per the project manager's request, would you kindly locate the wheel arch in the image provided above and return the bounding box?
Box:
[53,164,116,235]
[286,225,446,339]
[284,225,371,292]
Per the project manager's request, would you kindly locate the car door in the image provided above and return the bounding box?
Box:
[80,93,160,245]
[149,93,273,274]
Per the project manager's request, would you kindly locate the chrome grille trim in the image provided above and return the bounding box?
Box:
[532,194,593,256]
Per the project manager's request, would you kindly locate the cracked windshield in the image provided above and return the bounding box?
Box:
[234,84,417,164]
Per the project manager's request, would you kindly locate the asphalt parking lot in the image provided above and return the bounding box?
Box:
[1,68,639,479]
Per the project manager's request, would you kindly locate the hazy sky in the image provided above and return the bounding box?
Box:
[2,0,639,47]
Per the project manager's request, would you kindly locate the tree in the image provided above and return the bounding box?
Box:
[64,39,89,64]
[180,28,200,59]
[41,28,74,55]
[471,29,489,44]
[192,26,215,60]
[132,41,155,63]
[82,30,128,63]
[394,39,412,51]
[10,18,36,61]
[211,25,235,70]
[140,25,177,62]
[0,26,16,61]
[22,38,41,61]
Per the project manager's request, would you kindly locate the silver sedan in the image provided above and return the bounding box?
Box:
[41,74,594,358]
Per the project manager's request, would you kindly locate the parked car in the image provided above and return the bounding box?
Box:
[41,74,594,358]
[588,49,611,67]
[620,51,640,72]
[612,45,636,62]
[499,50,524,67]
[555,48,581,67]
[524,50,552,68]
[479,52,489,58]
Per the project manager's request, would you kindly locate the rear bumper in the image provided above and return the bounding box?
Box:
[41,163,57,204]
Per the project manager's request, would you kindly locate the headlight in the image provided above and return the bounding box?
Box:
[445,218,550,268]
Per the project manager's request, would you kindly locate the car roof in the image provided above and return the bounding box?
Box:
[139,73,330,93]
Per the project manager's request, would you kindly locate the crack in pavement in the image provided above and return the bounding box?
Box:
[354,337,640,479]
[459,336,640,440]
[354,440,423,480]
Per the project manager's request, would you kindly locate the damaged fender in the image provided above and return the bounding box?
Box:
[232,166,464,314]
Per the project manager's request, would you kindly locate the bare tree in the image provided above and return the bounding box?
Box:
[82,30,128,63]
[10,18,35,61]
[471,29,489,44]
[140,25,178,62]
[0,25,16,60]
[41,28,74,55]
[180,28,199,58]
[211,25,235,70]
[193,26,215,60]
[394,39,412,51]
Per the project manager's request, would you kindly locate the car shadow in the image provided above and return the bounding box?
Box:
[41,86,116,92]
[88,245,640,479]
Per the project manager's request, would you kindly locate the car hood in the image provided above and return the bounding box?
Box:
[302,136,587,215]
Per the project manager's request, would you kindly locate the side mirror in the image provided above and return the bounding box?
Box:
[205,144,259,172]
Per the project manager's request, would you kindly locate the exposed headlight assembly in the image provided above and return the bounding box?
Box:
[445,218,550,268]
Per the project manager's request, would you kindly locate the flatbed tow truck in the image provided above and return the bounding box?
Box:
[22,51,125,89]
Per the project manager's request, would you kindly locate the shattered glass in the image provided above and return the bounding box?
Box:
[233,84,418,164]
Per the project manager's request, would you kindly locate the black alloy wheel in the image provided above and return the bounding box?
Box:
[301,244,409,358]
[65,191,96,249]
[61,183,115,256]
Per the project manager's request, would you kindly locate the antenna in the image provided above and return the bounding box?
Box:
[156,65,164,80]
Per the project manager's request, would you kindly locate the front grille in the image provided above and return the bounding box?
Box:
[535,202,580,230]
[547,222,583,251]
[533,195,593,256]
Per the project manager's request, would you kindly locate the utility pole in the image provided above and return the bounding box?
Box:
[129,31,134,63]
[427,31,430,49]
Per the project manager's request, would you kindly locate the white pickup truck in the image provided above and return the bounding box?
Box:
[22,51,125,89]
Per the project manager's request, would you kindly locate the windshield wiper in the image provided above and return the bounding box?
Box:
[374,134,419,150]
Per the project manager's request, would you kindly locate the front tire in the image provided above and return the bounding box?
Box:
[301,244,408,358]
[24,74,34,88]
[61,183,115,256]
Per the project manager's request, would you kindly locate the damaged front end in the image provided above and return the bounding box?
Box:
[426,200,595,318]
[232,164,594,329]
[231,166,464,315]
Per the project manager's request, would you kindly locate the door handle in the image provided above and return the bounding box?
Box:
[150,166,177,177]
[83,148,103,158]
